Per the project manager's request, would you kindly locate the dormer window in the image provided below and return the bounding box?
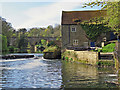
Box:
[71,27,76,32]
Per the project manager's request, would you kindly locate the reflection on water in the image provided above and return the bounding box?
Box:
[62,61,119,88]
[0,54,119,88]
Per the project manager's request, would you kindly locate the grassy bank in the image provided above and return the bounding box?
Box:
[98,43,115,52]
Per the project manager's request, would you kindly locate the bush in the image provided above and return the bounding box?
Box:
[65,57,69,61]
[0,34,8,52]
[47,41,55,47]
[14,48,19,53]
[8,46,14,53]
[43,46,58,52]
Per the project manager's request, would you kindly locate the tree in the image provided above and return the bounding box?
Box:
[47,25,54,34]
[0,34,8,52]
[27,28,40,37]
[83,1,120,37]
[0,17,15,46]
[17,34,28,52]
[18,28,27,34]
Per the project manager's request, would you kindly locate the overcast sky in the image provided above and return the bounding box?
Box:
[0,0,102,30]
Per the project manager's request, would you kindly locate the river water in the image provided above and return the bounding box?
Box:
[0,53,119,89]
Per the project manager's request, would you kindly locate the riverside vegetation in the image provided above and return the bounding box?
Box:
[62,51,114,66]
[0,17,61,54]
[43,46,61,59]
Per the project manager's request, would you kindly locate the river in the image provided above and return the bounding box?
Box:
[0,53,119,89]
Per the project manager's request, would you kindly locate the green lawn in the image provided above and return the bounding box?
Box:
[99,43,115,52]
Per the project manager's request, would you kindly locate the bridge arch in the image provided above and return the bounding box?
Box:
[9,37,61,52]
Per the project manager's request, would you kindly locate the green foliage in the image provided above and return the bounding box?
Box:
[14,48,19,53]
[27,24,61,37]
[0,34,8,52]
[83,1,120,35]
[41,39,46,46]
[18,28,27,34]
[97,48,102,52]
[17,34,28,52]
[8,46,19,53]
[56,36,60,41]
[67,51,70,55]
[81,24,111,41]
[97,61,114,66]
[47,41,55,47]
[1,16,61,53]
[101,43,115,52]
[62,51,78,62]
[106,2,120,34]
[43,46,58,52]
[65,57,69,61]
[27,42,31,53]
[70,58,73,61]
[0,17,15,46]
[8,46,14,53]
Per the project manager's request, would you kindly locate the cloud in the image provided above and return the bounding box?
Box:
[16,2,83,29]
[1,0,96,3]
[0,4,2,16]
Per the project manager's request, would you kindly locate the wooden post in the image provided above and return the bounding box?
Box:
[101,42,104,47]
[34,45,37,52]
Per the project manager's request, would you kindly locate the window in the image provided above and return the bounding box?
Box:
[71,27,76,32]
[73,40,78,45]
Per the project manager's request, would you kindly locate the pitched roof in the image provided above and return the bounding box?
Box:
[61,10,106,25]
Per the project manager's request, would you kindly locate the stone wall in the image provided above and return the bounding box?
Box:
[65,50,99,65]
[62,25,89,49]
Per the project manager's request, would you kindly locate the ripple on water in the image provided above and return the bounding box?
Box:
[1,57,119,88]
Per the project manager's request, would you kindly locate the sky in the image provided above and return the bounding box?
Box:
[0,0,102,30]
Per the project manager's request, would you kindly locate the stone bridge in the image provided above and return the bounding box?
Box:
[10,36,61,52]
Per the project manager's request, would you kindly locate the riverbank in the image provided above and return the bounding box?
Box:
[62,50,99,65]
[62,50,114,66]
[43,46,61,59]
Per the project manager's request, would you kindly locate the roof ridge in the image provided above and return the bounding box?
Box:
[62,10,106,13]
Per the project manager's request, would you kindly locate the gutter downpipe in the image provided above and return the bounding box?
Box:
[69,25,70,44]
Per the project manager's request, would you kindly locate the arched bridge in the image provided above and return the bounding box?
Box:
[10,36,61,52]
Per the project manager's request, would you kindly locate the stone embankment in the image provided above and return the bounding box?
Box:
[43,50,61,59]
[62,50,99,65]
[62,50,114,66]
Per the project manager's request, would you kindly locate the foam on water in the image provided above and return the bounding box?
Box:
[1,58,47,70]
[0,58,34,63]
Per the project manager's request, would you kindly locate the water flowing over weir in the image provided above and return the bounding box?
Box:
[0,53,119,89]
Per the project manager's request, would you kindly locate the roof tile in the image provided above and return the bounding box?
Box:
[61,10,106,25]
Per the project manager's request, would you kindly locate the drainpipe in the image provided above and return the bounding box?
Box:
[68,25,70,44]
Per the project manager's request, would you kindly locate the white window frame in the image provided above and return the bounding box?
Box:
[73,39,78,46]
[71,27,76,32]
